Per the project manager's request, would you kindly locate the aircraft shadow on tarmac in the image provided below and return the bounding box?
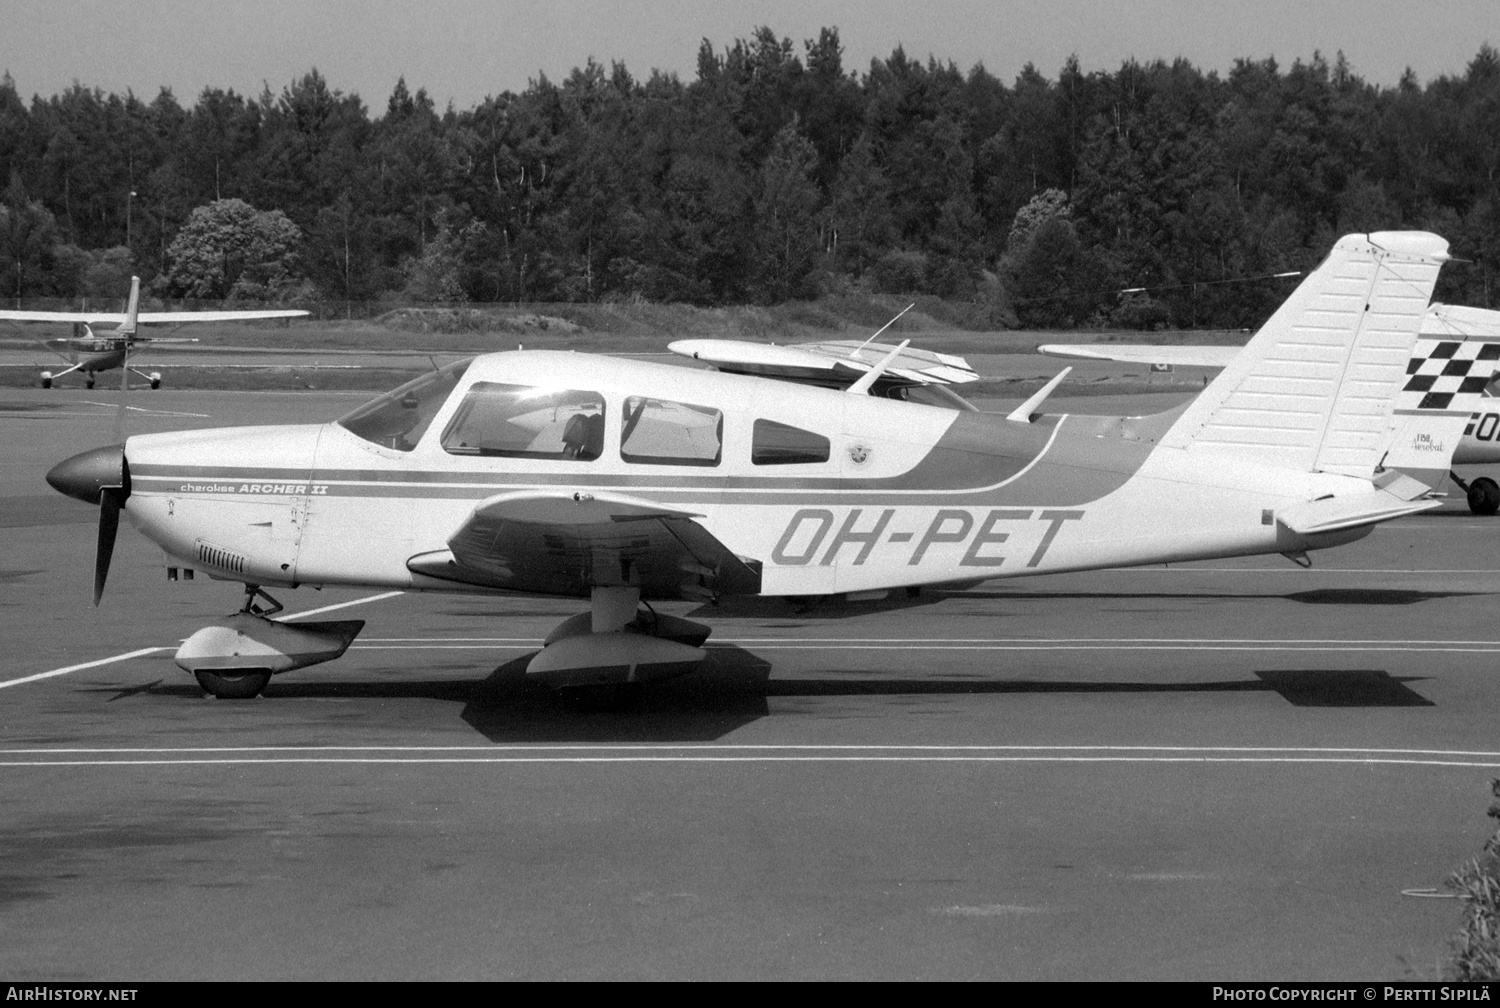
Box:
[119,646,1433,742]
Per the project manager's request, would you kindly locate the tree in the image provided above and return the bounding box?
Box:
[156,198,303,299]
[751,121,822,301]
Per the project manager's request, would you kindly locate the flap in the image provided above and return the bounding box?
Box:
[408,491,761,600]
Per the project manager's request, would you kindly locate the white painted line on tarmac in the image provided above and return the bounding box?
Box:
[3,753,1498,768]
[2,744,1493,755]
[277,591,404,622]
[76,400,209,417]
[6,745,1499,768]
[343,634,1500,653]
[0,648,169,690]
[0,593,402,692]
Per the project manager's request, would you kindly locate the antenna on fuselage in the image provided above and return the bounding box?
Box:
[846,339,912,396]
[1005,367,1072,423]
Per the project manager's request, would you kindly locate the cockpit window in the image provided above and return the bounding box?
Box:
[441,383,606,460]
[620,396,722,466]
[337,358,472,451]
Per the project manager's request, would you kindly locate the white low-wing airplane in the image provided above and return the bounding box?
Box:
[1,276,309,389]
[1040,302,1500,513]
[45,232,1480,704]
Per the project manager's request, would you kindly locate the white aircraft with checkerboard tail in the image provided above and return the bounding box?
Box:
[44,232,1475,705]
[1040,301,1500,514]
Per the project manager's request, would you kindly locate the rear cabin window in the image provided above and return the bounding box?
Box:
[752,419,831,465]
[441,383,605,460]
[620,396,722,466]
[338,358,472,451]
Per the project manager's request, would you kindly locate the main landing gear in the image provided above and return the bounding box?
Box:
[39,369,161,390]
[529,586,711,711]
[1449,472,1500,515]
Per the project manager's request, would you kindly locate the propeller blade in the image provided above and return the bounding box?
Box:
[93,486,124,605]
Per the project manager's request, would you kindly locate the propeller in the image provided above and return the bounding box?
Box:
[45,445,130,606]
[95,486,125,604]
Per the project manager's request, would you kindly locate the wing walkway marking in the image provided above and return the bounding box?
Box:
[1,744,1497,768]
[0,591,404,690]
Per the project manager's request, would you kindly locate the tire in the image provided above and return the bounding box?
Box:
[1468,477,1500,516]
[194,669,272,699]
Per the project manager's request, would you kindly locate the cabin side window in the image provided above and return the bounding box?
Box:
[620,396,722,467]
[752,419,831,465]
[441,383,606,460]
[337,358,472,451]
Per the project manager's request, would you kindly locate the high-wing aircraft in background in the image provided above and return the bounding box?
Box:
[44,233,1480,707]
[0,276,309,389]
[1040,303,1500,514]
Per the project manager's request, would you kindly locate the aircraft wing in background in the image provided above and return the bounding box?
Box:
[670,338,978,385]
[1036,343,1241,368]
[1038,305,1500,370]
[0,309,309,324]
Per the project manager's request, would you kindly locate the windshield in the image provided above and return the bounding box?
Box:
[337,358,472,451]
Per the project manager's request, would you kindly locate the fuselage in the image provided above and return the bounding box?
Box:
[52,337,128,372]
[118,349,1375,598]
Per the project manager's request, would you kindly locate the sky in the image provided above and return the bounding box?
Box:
[3,0,1496,111]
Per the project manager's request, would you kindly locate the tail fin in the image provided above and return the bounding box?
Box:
[114,276,140,338]
[1160,232,1449,476]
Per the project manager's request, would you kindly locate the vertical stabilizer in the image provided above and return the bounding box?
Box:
[115,276,140,337]
[1160,232,1449,476]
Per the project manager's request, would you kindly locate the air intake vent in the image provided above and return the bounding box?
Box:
[195,540,246,574]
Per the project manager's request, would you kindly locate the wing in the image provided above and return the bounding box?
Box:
[1037,344,1241,368]
[406,490,762,600]
[136,310,310,323]
[0,309,308,324]
[669,338,978,385]
[0,310,132,324]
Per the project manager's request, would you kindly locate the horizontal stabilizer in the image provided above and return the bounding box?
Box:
[1276,492,1440,535]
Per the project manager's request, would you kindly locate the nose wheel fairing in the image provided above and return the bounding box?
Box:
[174,612,366,698]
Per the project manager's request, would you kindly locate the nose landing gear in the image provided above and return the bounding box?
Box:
[173,585,365,699]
